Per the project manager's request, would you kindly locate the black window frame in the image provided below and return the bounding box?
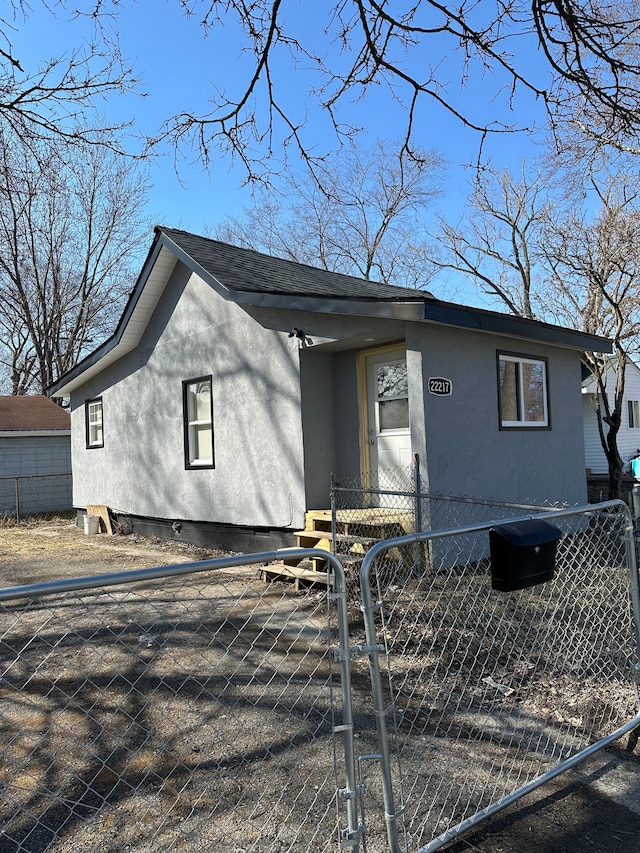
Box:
[85,397,104,449]
[182,375,215,470]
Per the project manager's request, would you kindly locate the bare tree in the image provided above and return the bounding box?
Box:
[0,1,137,150]
[544,180,640,498]
[437,165,551,318]
[215,140,444,289]
[439,163,640,498]
[0,131,149,394]
[149,1,640,181]
[9,3,640,180]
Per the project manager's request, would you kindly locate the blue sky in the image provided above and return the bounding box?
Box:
[12,1,550,303]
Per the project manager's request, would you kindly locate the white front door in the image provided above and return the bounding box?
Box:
[365,348,412,492]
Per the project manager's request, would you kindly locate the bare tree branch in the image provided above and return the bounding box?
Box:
[0,130,150,393]
[153,1,640,181]
[0,1,140,152]
[214,139,445,289]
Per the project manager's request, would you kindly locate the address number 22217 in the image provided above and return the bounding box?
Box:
[428,377,452,396]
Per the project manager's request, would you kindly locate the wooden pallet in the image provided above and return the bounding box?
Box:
[261,561,332,590]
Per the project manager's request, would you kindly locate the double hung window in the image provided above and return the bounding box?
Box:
[85,398,104,448]
[183,377,214,468]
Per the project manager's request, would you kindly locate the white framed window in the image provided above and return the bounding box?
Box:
[85,398,104,448]
[629,400,640,428]
[498,353,549,428]
[183,376,214,468]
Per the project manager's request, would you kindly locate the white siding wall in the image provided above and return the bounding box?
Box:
[583,362,640,473]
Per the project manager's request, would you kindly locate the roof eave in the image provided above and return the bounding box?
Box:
[421,300,612,353]
[228,289,426,319]
[47,230,178,397]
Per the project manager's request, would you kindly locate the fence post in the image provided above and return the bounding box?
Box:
[622,502,640,667]
[331,472,337,557]
[414,454,422,532]
[15,476,20,525]
[413,454,426,573]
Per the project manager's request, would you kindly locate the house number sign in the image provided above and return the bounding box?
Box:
[428,377,452,396]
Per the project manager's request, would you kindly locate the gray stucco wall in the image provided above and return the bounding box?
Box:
[407,324,587,506]
[331,351,361,483]
[299,351,333,509]
[299,348,363,509]
[70,264,307,530]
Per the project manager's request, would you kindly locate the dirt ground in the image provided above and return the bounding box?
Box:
[0,519,227,589]
[1,520,640,852]
[443,747,640,853]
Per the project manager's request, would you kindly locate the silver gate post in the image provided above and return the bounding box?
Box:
[360,540,405,853]
[325,550,362,850]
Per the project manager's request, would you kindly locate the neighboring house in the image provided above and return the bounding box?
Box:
[582,359,640,476]
[47,227,611,550]
[0,395,71,515]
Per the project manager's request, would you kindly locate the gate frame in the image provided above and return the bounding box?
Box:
[0,546,364,853]
[358,500,640,853]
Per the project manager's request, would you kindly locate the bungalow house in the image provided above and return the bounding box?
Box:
[47,227,611,551]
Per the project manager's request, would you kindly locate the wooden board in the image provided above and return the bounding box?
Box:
[86,504,113,535]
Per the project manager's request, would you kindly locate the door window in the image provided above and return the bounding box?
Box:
[376,360,409,431]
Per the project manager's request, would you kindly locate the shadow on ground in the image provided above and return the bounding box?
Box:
[444,747,640,853]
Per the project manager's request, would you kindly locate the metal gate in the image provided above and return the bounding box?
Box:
[0,548,361,852]
[355,500,640,851]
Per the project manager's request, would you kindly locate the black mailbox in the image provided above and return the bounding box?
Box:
[489,518,562,592]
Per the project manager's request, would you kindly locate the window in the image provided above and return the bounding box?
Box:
[183,376,214,468]
[629,400,640,428]
[85,398,104,448]
[498,353,549,428]
[376,359,409,431]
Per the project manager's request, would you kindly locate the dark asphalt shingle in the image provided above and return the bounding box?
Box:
[161,227,433,301]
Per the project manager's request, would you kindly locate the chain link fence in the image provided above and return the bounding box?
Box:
[330,459,564,596]
[2,493,640,852]
[0,473,73,525]
[0,550,359,853]
[356,500,640,852]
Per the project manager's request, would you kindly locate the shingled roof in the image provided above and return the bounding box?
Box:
[47,226,613,399]
[0,396,70,431]
[161,227,432,301]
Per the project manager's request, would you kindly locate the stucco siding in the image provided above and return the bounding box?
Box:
[331,351,361,483]
[414,325,587,506]
[300,351,334,509]
[70,264,307,529]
